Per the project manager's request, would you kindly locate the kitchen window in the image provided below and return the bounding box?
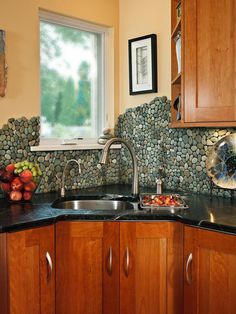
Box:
[39,11,114,143]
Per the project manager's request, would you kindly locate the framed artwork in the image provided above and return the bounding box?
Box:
[128,34,157,95]
[0,30,7,97]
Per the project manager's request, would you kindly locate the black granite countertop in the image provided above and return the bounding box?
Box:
[1,184,236,234]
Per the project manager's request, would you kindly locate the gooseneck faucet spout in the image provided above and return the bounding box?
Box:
[100,137,139,197]
[60,159,81,197]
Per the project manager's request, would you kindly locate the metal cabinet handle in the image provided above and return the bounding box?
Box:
[107,246,113,276]
[186,253,193,285]
[46,252,53,281]
[124,247,130,277]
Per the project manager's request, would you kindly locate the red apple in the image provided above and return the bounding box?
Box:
[0,182,11,193]
[11,178,23,191]
[0,171,14,183]
[19,170,33,183]
[10,190,22,201]
[23,191,32,201]
[6,164,15,173]
[24,181,37,192]
[0,168,6,179]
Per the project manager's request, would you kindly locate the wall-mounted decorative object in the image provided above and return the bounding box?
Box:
[128,34,157,95]
[0,30,7,97]
[206,133,236,190]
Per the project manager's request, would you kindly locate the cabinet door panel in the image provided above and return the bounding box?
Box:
[120,222,183,314]
[184,0,236,122]
[0,234,8,314]
[184,227,236,314]
[136,238,167,314]
[56,222,119,314]
[7,225,55,314]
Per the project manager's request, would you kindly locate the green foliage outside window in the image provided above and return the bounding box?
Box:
[40,21,98,138]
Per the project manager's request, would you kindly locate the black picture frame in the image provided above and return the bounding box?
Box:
[128,34,157,95]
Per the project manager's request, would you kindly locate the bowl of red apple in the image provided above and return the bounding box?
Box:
[0,161,42,202]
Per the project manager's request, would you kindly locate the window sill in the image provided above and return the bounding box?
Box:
[30,143,121,152]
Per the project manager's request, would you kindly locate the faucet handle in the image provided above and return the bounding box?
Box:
[56,173,60,185]
[77,160,82,174]
[156,178,163,194]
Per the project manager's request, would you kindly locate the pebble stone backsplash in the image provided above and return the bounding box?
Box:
[0,96,235,197]
[115,96,235,197]
[0,117,120,195]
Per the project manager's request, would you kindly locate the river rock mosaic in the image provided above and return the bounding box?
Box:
[115,96,236,197]
[0,97,235,197]
[0,116,120,195]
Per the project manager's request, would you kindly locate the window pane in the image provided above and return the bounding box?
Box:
[40,21,103,139]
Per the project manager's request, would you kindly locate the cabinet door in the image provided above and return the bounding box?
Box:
[120,222,183,314]
[184,0,236,123]
[184,226,236,314]
[7,225,55,314]
[56,222,119,314]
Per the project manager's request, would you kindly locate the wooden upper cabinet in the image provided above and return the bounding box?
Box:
[184,0,236,123]
[56,221,120,314]
[120,222,183,314]
[6,225,55,314]
[184,226,236,314]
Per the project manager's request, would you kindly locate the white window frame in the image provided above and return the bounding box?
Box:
[37,10,114,149]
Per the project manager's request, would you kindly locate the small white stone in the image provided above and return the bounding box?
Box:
[103,127,111,135]
[207,139,213,145]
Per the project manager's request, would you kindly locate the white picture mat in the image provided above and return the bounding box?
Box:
[131,37,153,92]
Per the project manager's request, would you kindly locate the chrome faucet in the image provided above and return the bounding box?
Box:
[100,137,139,197]
[60,159,81,197]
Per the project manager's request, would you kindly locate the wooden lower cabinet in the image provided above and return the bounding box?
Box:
[56,221,120,314]
[0,225,55,314]
[56,221,183,314]
[5,221,236,314]
[0,221,183,314]
[120,222,183,314]
[184,226,236,314]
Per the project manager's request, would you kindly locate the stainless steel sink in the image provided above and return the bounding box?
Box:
[52,199,134,211]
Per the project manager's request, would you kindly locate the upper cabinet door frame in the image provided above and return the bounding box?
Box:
[184,0,236,123]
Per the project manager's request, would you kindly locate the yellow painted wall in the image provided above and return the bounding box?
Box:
[119,0,171,112]
[0,0,119,126]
